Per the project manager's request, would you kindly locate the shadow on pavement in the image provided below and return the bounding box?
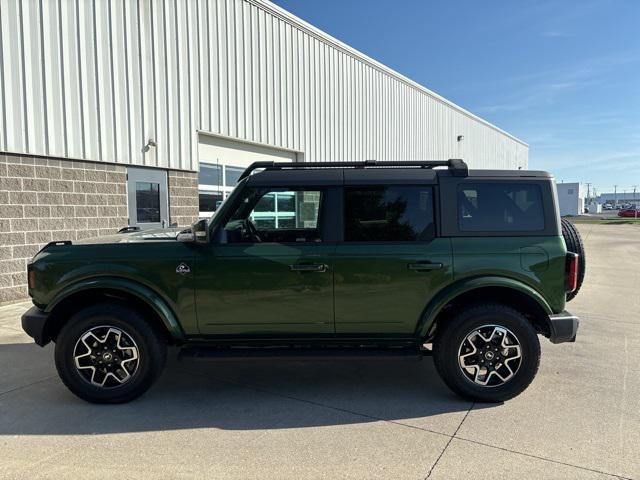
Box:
[0,343,494,435]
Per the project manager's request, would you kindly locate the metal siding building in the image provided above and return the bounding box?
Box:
[1,0,528,171]
[1,0,528,303]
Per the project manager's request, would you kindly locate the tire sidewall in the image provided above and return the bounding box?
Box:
[436,306,540,402]
[561,218,586,302]
[55,305,164,403]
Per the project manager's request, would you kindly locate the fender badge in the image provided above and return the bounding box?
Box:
[176,263,191,275]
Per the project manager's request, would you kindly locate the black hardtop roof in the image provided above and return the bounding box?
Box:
[243,160,553,186]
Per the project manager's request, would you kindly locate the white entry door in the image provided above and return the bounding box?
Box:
[127,167,169,228]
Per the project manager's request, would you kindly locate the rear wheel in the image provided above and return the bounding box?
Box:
[561,218,585,301]
[54,303,167,403]
[433,304,540,402]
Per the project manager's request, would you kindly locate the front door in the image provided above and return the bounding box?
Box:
[333,185,453,335]
[126,167,169,228]
[195,187,335,335]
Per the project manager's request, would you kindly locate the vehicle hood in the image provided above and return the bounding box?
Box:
[73,226,186,245]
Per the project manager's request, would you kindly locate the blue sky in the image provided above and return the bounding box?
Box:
[271,0,640,195]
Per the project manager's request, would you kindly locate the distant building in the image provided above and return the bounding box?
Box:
[556,182,585,216]
[597,193,639,206]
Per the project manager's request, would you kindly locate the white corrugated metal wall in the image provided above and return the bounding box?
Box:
[0,0,528,172]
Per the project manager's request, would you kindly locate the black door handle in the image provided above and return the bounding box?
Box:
[407,261,443,271]
[289,263,328,272]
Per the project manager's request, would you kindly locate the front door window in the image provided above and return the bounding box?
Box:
[223,188,323,243]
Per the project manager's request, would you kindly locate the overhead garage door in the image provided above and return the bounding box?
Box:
[197,133,302,217]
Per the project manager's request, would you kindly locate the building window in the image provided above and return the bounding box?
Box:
[224,166,244,186]
[568,189,574,195]
[199,164,222,187]
[199,191,224,213]
[198,163,246,217]
[135,182,161,223]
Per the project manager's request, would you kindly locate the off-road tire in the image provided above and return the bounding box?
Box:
[561,218,586,301]
[433,304,541,403]
[54,303,167,404]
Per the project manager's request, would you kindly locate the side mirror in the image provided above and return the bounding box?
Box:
[176,218,208,244]
[192,218,209,244]
[176,230,195,243]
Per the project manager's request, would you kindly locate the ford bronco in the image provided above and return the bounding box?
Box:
[22,159,585,403]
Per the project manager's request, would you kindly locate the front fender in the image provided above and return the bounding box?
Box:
[45,276,185,342]
[416,276,553,338]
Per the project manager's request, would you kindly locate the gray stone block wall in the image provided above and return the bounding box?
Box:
[1,154,200,304]
[0,154,128,303]
[168,171,199,227]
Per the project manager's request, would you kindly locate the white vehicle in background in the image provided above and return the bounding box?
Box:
[603,203,613,210]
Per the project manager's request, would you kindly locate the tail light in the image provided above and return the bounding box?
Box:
[566,252,579,293]
[27,265,36,290]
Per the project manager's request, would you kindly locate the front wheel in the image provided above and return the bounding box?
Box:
[54,303,167,404]
[433,304,540,402]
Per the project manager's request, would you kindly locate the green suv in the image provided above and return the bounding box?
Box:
[22,159,584,404]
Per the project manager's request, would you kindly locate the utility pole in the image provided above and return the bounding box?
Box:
[614,185,618,208]
[585,183,591,204]
[634,186,638,219]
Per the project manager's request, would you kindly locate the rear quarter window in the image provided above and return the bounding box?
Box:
[458,183,545,232]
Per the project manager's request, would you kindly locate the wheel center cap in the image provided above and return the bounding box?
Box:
[103,352,113,362]
[484,351,495,361]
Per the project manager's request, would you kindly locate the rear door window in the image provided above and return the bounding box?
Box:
[458,183,544,232]
[344,186,435,241]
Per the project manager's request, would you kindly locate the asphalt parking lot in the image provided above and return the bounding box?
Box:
[1,224,638,479]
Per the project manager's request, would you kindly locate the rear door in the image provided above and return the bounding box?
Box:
[333,181,453,335]
[440,176,567,309]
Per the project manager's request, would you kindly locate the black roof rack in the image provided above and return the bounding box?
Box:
[238,158,468,181]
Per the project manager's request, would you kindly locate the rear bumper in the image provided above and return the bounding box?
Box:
[548,311,579,344]
[21,306,50,347]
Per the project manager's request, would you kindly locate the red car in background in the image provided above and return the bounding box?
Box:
[618,207,640,217]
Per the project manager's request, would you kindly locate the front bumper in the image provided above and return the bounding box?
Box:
[21,306,51,346]
[548,311,579,344]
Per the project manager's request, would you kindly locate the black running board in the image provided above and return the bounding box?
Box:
[178,346,427,362]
